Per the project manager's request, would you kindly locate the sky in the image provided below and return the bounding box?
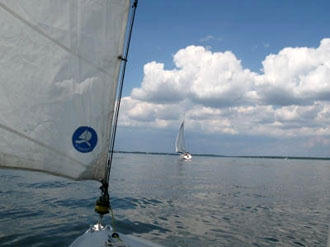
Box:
[115,0,330,157]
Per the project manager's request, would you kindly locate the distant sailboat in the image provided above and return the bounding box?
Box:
[0,1,162,246]
[175,120,192,160]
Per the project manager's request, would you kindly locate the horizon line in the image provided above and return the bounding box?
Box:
[113,150,330,160]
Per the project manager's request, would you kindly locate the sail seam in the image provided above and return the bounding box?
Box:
[0,122,86,168]
[0,3,112,77]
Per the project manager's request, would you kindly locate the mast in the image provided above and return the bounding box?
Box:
[95,0,138,216]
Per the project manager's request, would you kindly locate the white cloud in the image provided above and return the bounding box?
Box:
[132,46,257,107]
[257,39,330,105]
[119,96,184,128]
[199,35,222,43]
[131,62,186,103]
[121,39,330,141]
[199,35,214,43]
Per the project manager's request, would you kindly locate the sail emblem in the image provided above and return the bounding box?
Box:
[72,126,98,153]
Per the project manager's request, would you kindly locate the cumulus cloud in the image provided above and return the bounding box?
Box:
[120,38,330,139]
[257,39,330,105]
[131,62,186,103]
[132,46,257,107]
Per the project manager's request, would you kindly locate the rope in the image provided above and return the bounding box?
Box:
[109,203,124,242]
[110,206,117,233]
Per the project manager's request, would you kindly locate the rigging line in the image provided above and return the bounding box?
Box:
[0,122,86,169]
[0,3,111,77]
[105,0,138,183]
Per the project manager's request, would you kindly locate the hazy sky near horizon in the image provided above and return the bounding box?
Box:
[115,0,330,157]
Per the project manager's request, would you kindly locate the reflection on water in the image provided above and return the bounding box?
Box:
[0,153,329,246]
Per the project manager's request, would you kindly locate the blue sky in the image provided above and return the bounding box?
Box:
[116,0,330,157]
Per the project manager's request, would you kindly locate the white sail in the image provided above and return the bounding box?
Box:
[0,0,131,181]
[175,120,186,153]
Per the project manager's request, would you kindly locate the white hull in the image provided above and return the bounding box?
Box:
[70,222,163,247]
[180,152,192,160]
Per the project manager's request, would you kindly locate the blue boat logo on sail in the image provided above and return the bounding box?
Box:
[72,126,98,153]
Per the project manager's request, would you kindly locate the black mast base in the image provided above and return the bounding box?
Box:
[95,181,110,215]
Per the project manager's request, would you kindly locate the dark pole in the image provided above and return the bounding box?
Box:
[106,0,138,185]
[96,0,138,217]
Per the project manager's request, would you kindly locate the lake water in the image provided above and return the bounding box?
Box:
[0,153,329,246]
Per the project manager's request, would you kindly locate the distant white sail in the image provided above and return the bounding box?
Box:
[175,120,186,153]
[0,0,130,181]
